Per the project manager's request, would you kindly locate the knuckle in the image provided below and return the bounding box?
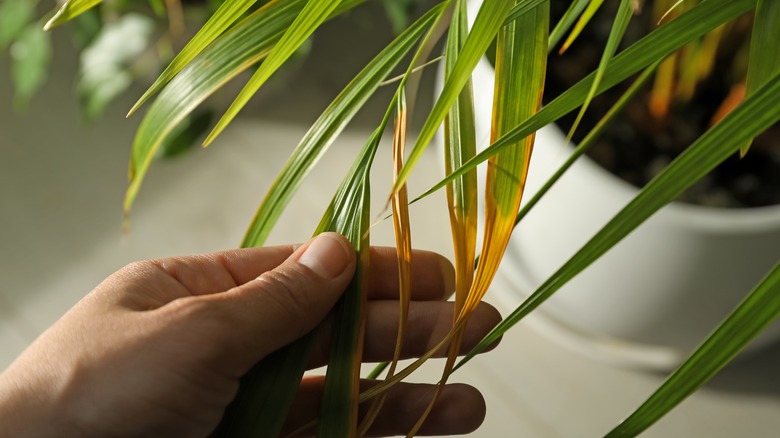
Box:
[254,268,312,319]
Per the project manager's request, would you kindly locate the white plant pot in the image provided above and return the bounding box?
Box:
[442,0,780,369]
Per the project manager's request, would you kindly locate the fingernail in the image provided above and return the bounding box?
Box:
[298,233,353,278]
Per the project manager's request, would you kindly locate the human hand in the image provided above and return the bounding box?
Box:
[0,233,501,437]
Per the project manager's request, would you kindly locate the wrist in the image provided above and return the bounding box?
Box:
[0,358,84,437]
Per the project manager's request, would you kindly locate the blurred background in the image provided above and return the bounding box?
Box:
[1,1,779,436]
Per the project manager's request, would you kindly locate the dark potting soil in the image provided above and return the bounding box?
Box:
[541,2,780,208]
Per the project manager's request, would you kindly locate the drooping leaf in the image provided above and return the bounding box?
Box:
[458,0,548,324]
[740,0,780,156]
[406,1,479,434]
[605,261,780,437]
[241,3,445,248]
[128,0,261,115]
[359,88,411,436]
[566,0,633,141]
[416,0,757,201]
[316,123,385,438]
[204,0,344,146]
[391,0,517,195]
[217,116,383,438]
[459,70,780,370]
[44,0,102,31]
[559,0,605,54]
[124,0,364,216]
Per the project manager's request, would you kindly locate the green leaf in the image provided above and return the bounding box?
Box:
[124,0,364,216]
[128,0,261,115]
[514,62,659,228]
[416,0,757,201]
[458,70,780,370]
[316,124,382,437]
[241,3,444,247]
[44,0,102,31]
[559,0,605,53]
[740,0,780,156]
[605,261,780,437]
[0,0,35,50]
[78,13,155,119]
[547,0,589,50]
[566,0,633,140]
[10,24,52,109]
[204,0,344,146]
[391,0,517,195]
[504,0,548,24]
[217,117,383,438]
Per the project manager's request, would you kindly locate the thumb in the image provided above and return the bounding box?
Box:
[208,232,356,370]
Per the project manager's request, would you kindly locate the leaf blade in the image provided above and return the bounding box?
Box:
[606,261,780,437]
[204,0,343,146]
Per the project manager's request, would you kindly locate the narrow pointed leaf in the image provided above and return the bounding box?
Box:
[44,0,101,31]
[548,0,589,50]
[443,0,478,314]
[559,0,605,53]
[360,89,412,436]
[606,261,780,437]
[317,123,387,438]
[459,71,780,369]
[241,3,445,248]
[204,0,343,146]
[515,62,659,227]
[217,118,383,437]
[128,0,261,115]
[504,0,548,24]
[416,0,756,202]
[740,0,780,156]
[124,0,364,215]
[392,0,517,195]
[566,0,633,140]
[459,0,548,322]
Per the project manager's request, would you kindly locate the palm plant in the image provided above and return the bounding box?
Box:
[41,0,780,436]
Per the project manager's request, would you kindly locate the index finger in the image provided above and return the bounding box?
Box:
[156,244,454,301]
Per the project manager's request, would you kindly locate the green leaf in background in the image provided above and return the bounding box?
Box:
[565,0,633,140]
[204,0,343,146]
[0,0,35,50]
[128,0,261,115]
[458,70,780,370]
[10,24,52,109]
[157,110,214,158]
[605,261,780,437]
[124,0,364,216]
[241,3,443,248]
[740,0,780,157]
[392,0,516,195]
[78,13,155,119]
[382,0,418,34]
[44,0,102,31]
[416,0,756,201]
[68,9,102,50]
